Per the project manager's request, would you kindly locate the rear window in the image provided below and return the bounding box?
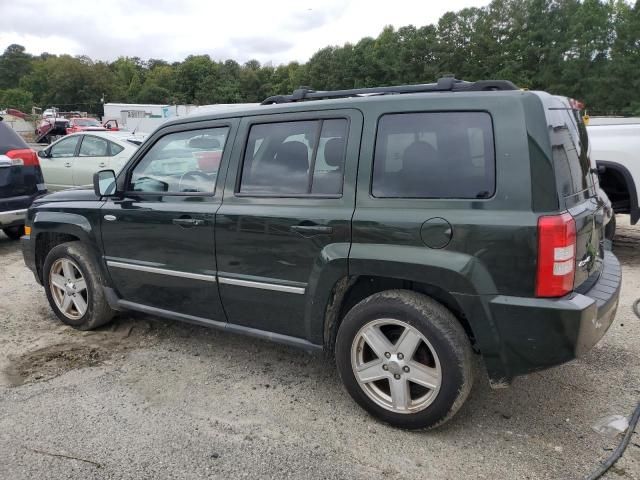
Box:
[545,97,595,199]
[372,112,495,199]
[0,122,28,153]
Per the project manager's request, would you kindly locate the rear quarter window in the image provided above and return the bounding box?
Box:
[372,112,495,199]
[544,97,595,202]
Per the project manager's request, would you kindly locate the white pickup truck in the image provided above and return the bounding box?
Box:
[587,117,640,232]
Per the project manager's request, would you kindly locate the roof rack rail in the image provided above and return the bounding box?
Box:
[260,76,519,105]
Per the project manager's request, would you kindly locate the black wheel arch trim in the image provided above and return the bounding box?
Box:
[31,210,113,287]
[597,160,639,224]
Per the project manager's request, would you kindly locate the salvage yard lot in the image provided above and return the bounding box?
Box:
[0,219,638,480]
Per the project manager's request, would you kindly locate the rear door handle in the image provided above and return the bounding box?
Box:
[172,218,205,227]
[290,225,333,236]
[64,162,72,167]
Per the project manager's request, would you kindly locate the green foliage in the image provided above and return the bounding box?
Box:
[1,0,639,115]
[0,88,33,112]
[0,44,32,89]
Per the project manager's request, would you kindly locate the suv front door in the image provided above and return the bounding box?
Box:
[215,110,362,341]
[100,121,237,322]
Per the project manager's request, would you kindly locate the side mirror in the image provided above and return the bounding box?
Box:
[93,170,117,197]
[37,149,49,158]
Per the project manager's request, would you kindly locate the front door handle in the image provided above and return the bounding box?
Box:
[98,162,106,168]
[290,225,333,236]
[172,217,205,227]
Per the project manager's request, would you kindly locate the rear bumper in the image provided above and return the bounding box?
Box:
[0,208,26,227]
[487,250,621,382]
[0,193,41,227]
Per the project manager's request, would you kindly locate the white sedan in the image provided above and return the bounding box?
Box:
[38,132,142,191]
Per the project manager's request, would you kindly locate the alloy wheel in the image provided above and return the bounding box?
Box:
[350,318,442,414]
[49,258,88,320]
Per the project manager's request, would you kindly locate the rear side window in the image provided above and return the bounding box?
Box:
[372,112,495,199]
[239,119,348,196]
[79,136,109,157]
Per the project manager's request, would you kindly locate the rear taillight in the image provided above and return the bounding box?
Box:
[6,149,39,167]
[536,212,577,297]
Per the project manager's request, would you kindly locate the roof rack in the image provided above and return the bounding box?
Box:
[260,76,519,105]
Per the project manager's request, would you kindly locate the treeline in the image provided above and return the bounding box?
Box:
[1,0,639,116]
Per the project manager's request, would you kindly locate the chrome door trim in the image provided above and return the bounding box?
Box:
[106,260,217,282]
[218,276,305,295]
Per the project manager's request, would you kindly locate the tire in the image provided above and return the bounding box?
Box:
[43,241,115,330]
[605,214,616,241]
[335,290,473,430]
[2,225,25,240]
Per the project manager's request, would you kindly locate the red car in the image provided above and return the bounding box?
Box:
[102,119,120,131]
[66,117,106,134]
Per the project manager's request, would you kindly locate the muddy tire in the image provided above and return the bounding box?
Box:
[335,290,473,430]
[2,226,24,240]
[43,241,114,330]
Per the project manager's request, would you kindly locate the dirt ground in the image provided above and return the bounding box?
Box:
[0,216,638,480]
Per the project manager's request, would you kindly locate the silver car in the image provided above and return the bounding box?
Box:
[37,132,142,191]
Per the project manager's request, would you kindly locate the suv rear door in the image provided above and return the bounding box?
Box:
[215,109,362,341]
[73,134,111,187]
[544,95,605,289]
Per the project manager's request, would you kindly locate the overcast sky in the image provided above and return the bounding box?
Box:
[0,0,490,65]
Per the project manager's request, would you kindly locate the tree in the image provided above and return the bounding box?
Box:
[0,44,33,89]
[2,1,640,115]
[0,88,33,112]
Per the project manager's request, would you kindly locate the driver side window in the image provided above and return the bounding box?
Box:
[50,136,80,158]
[129,127,229,194]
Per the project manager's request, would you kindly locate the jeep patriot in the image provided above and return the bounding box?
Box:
[22,77,621,429]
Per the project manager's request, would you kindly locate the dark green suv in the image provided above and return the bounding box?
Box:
[22,78,621,429]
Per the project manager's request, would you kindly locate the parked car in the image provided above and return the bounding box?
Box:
[587,117,640,236]
[66,117,107,135]
[35,114,70,144]
[37,132,139,191]
[0,117,46,239]
[22,78,621,429]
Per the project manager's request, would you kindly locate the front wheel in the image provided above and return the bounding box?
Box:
[43,241,115,330]
[335,290,473,429]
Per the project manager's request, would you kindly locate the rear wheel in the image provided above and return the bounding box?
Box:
[2,226,25,240]
[43,241,114,330]
[335,290,473,429]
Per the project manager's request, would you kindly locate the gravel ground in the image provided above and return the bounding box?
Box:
[0,216,638,480]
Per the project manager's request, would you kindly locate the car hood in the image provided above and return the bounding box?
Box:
[33,187,99,204]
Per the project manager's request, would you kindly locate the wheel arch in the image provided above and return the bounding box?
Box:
[33,211,105,284]
[322,275,477,354]
[597,160,639,224]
